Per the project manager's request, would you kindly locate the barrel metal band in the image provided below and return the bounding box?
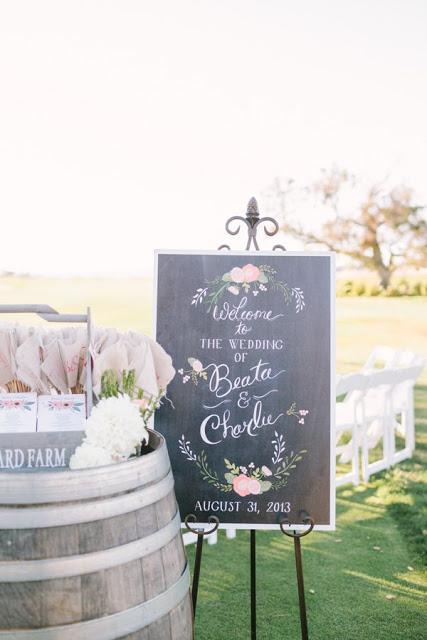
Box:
[0,470,174,529]
[0,431,170,504]
[0,564,190,639]
[0,510,181,581]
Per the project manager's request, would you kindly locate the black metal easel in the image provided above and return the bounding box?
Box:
[184,514,220,615]
[280,512,315,640]
[187,197,314,639]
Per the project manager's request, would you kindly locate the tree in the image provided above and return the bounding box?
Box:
[270,169,427,289]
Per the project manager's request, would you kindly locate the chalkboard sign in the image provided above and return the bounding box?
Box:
[154,251,335,530]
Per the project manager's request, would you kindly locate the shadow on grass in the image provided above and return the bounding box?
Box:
[385,384,427,566]
[386,474,427,566]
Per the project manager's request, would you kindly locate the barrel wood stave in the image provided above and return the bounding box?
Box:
[0,431,193,640]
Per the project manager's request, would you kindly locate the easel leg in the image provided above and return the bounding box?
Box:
[280,514,314,640]
[293,536,308,640]
[192,532,204,614]
[184,515,220,619]
[250,529,256,640]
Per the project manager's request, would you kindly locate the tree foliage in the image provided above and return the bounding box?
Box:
[271,169,427,289]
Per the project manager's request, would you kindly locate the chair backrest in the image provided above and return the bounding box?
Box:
[409,355,427,368]
[363,346,400,371]
[364,346,426,372]
[395,349,418,367]
[393,364,425,385]
[336,372,369,398]
[367,367,401,389]
[369,364,425,414]
[338,358,426,406]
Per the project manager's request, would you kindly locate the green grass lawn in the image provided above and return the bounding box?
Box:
[1,276,426,639]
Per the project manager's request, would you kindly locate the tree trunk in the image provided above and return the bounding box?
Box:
[378,265,391,290]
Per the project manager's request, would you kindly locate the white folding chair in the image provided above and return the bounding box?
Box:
[335,372,369,487]
[388,363,425,465]
[360,368,403,482]
[337,352,426,485]
[363,349,425,469]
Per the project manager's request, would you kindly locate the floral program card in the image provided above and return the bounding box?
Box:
[154,251,335,530]
[0,393,38,433]
[37,395,86,432]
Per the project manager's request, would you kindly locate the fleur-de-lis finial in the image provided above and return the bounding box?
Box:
[218,197,285,251]
[246,196,260,220]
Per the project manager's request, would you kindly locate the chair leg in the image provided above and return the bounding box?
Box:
[361,424,369,483]
[407,388,415,453]
[352,427,359,486]
[386,413,395,467]
[363,418,388,480]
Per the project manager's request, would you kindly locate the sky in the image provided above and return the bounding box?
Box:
[0,0,426,276]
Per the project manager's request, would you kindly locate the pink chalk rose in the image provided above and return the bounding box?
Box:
[232,474,251,497]
[229,264,261,284]
[230,267,245,283]
[247,478,261,495]
[192,359,204,373]
[242,263,260,283]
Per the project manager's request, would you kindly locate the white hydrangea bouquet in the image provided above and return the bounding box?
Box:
[70,368,171,470]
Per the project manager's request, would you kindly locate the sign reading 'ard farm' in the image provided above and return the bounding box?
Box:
[154,251,335,530]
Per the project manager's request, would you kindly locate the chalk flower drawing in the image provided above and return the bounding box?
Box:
[191,263,305,313]
[178,433,307,495]
[286,402,310,425]
[0,398,34,411]
[179,358,208,385]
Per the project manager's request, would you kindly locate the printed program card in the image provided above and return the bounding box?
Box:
[0,393,38,433]
[37,394,86,432]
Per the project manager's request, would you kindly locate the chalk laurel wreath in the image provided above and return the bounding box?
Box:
[191,263,305,313]
[178,431,307,496]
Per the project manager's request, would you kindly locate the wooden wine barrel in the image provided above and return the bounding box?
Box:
[0,430,193,639]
